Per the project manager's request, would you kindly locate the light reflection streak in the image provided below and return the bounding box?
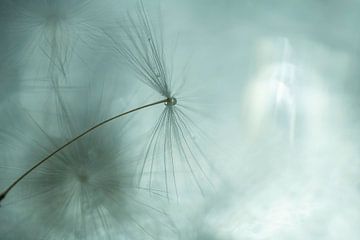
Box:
[244,38,297,145]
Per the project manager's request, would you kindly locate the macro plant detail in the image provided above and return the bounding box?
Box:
[1,0,360,239]
[0,1,211,239]
[1,0,212,205]
[106,2,213,198]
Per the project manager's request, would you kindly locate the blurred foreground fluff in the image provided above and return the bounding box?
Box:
[0,84,170,239]
[1,0,360,240]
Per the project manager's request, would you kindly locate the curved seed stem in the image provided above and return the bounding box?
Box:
[0,98,170,204]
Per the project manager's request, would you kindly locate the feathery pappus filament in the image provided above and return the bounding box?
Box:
[105,1,213,199]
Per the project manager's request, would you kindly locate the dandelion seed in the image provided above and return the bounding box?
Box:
[105,1,213,199]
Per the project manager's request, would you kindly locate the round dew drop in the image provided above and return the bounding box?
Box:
[165,97,177,106]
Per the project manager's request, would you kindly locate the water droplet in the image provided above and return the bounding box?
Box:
[165,97,177,106]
